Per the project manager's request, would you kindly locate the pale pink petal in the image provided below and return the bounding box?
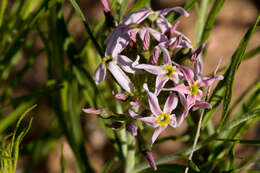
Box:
[155,75,169,96]
[130,99,139,106]
[196,90,203,101]
[150,126,167,145]
[187,95,196,107]
[178,93,187,107]
[93,63,107,84]
[170,72,180,84]
[112,91,127,101]
[191,44,205,61]
[116,55,138,74]
[120,8,152,25]
[150,46,160,64]
[192,101,212,111]
[107,63,134,93]
[129,110,158,127]
[134,64,164,75]
[143,83,162,116]
[163,84,190,95]
[82,108,101,115]
[194,56,203,77]
[138,27,146,40]
[160,45,172,64]
[169,114,177,128]
[100,0,110,12]
[106,27,130,57]
[163,93,178,113]
[177,108,189,126]
[169,21,180,37]
[179,65,194,84]
[129,28,138,43]
[129,109,142,119]
[155,16,171,33]
[196,75,224,87]
[143,29,150,50]
[158,7,189,17]
[147,27,168,42]
[174,30,191,43]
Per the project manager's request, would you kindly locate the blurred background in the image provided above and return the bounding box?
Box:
[1,0,260,172]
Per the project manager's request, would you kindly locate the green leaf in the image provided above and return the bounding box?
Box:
[217,15,260,131]
[221,109,260,132]
[243,45,260,60]
[215,138,260,145]
[129,0,151,12]
[0,0,7,27]
[0,100,35,134]
[140,164,197,173]
[202,15,260,130]
[188,160,200,172]
[199,0,226,45]
[60,144,66,173]
[69,0,104,57]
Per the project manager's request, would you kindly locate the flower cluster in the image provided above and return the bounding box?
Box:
[83,2,223,170]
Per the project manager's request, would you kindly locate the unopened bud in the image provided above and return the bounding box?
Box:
[126,123,138,136]
[145,151,157,171]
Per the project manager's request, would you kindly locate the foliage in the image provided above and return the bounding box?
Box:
[0,0,259,172]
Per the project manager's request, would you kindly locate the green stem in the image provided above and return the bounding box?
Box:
[125,134,135,173]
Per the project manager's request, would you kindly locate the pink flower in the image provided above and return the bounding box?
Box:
[100,0,110,13]
[133,47,182,96]
[163,66,223,125]
[129,84,178,145]
[93,55,135,93]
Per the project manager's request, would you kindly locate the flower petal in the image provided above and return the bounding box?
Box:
[169,20,180,37]
[163,84,190,95]
[107,63,134,93]
[147,27,168,42]
[187,95,196,107]
[150,126,167,145]
[178,93,187,107]
[169,114,177,128]
[179,65,194,84]
[192,101,212,111]
[158,7,189,17]
[150,46,160,64]
[160,45,172,64]
[120,8,152,25]
[134,64,164,75]
[100,0,110,12]
[196,75,224,87]
[82,108,101,115]
[116,55,139,74]
[177,107,189,126]
[144,83,162,116]
[163,93,178,114]
[93,63,107,84]
[155,16,171,33]
[105,27,130,57]
[155,75,169,96]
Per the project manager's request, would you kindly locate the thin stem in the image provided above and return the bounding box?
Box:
[185,56,223,173]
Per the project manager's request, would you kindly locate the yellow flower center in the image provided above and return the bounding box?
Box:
[148,13,159,22]
[103,56,114,65]
[164,64,176,78]
[190,83,199,96]
[157,113,171,126]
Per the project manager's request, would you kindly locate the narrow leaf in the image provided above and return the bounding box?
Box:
[218,15,260,131]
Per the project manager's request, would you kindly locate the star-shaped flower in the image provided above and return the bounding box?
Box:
[129,84,178,145]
